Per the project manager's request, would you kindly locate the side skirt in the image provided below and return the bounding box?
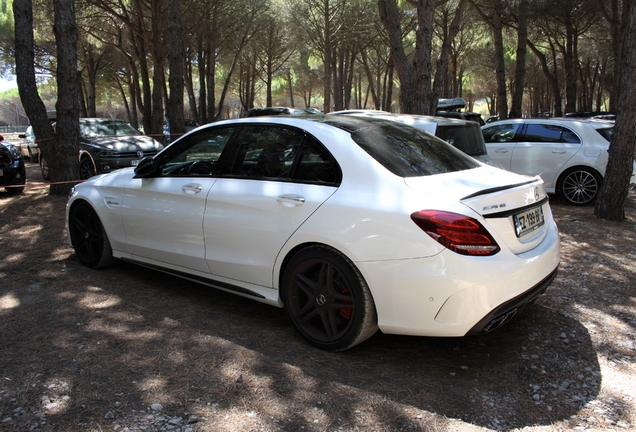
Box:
[120,258,268,300]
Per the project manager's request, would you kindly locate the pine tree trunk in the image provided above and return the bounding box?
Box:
[13,0,55,165]
[378,0,435,115]
[52,0,81,196]
[167,0,185,136]
[594,0,636,221]
[509,0,528,118]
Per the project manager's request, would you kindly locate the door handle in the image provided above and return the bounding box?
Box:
[495,149,508,153]
[182,183,203,194]
[277,194,305,206]
[552,150,567,154]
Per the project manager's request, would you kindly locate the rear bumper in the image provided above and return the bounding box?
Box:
[357,220,560,337]
[466,267,558,335]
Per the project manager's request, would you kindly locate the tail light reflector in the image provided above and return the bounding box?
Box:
[410,210,500,256]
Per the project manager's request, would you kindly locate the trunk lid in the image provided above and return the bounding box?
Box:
[405,166,553,254]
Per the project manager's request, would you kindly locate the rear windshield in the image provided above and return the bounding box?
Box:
[436,123,488,156]
[326,118,479,177]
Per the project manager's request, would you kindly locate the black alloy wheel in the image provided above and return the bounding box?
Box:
[282,246,378,351]
[79,158,96,180]
[559,167,601,206]
[69,202,116,268]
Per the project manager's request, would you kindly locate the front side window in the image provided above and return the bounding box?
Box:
[159,128,234,176]
[482,123,521,143]
[522,124,581,143]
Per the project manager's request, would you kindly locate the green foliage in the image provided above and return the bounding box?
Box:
[3,0,625,120]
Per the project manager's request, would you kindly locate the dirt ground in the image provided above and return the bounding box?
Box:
[0,161,635,432]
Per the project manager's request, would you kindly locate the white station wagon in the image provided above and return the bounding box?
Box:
[67,116,560,350]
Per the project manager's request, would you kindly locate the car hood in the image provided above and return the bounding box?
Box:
[81,135,162,152]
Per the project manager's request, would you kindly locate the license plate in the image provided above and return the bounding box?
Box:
[513,205,545,238]
[130,160,139,166]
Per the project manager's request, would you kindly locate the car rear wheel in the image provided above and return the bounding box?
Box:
[282,246,378,351]
[79,157,96,180]
[558,167,601,206]
[40,156,50,180]
[69,201,116,268]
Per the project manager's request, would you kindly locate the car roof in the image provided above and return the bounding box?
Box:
[209,114,442,138]
[482,117,614,129]
[328,109,390,115]
[80,118,127,122]
[329,111,477,126]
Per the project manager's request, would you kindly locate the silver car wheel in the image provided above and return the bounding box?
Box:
[560,168,600,206]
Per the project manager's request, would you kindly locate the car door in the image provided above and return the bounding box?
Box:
[120,127,235,273]
[203,124,340,288]
[510,123,581,189]
[482,122,522,170]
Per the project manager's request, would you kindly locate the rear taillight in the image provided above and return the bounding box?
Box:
[410,210,500,256]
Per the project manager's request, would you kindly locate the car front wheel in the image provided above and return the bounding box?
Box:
[282,246,378,351]
[69,201,116,268]
[79,158,96,180]
[558,167,601,206]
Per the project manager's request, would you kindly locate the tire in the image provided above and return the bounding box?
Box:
[40,156,50,180]
[558,167,601,206]
[68,201,117,269]
[79,157,96,180]
[282,245,378,351]
[29,148,39,164]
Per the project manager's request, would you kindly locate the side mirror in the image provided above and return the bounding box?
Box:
[134,156,157,178]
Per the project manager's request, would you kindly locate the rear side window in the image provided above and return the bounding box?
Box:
[482,123,521,143]
[159,127,234,176]
[291,137,341,184]
[230,126,304,179]
[522,124,581,144]
[594,127,613,142]
[350,122,479,177]
[228,125,341,185]
[436,123,487,156]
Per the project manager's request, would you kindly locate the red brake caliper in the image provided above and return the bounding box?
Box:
[339,289,353,320]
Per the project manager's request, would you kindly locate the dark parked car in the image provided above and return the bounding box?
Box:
[0,139,26,194]
[41,118,164,180]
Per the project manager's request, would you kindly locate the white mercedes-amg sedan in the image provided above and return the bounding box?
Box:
[66,115,560,351]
